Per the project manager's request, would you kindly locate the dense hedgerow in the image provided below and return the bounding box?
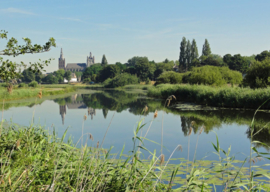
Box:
[148,84,270,109]
[104,73,139,88]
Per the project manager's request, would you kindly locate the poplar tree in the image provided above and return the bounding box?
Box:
[185,40,191,71]
[101,54,108,66]
[179,37,187,72]
[191,39,199,61]
[202,39,211,56]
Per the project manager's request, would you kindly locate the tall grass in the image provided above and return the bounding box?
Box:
[0,87,76,101]
[148,84,270,109]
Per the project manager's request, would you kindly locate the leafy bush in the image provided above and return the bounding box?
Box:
[187,65,242,86]
[104,73,139,88]
[18,83,27,88]
[83,78,91,83]
[156,71,183,85]
[243,58,270,88]
[28,81,38,87]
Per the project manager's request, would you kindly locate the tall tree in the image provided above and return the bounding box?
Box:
[101,54,108,66]
[186,40,191,71]
[255,50,270,61]
[22,69,35,82]
[191,39,199,61]
[179,37,187,72]
[202,39,211,57]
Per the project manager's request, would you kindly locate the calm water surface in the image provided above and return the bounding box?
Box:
[2,89,270,164]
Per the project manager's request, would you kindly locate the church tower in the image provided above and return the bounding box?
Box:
[86,52,95,67]
[59,48,66,70]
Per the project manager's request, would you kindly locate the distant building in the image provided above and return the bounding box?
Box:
[58,48,95,72]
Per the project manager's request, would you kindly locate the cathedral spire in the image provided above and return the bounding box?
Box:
[60,48,64,59]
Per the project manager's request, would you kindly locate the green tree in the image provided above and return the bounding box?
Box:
[179,37,187,72]
[255,50,270,61]
[82,64,103,80]
[223,54,249,73]
[98,65,120,82]
[191,39,199,62]
[64,71,72,82]
[154,61,174,79]
[21,69,35,82]
[115,62,127,71]
[134,57,152,81]
[244,58,270,88]
[200,54,223,67]
[164,58,169,63]
[101,54,108,66]
[42,74,58,84]
[186,40,191,71]
[0,30,56,90]
[202,39,211,56]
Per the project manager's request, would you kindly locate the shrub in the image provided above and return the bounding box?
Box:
[18,83,27,88]
[104,73,139,88]
[83,78,91,83]
[243,58,270,88]
[156,71,183,85]
[187,65,242,86]
[28,81,38,88]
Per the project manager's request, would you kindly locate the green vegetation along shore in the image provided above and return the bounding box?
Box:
[148,84,270,109]
[0,86,76,102]
[1,119,270,191]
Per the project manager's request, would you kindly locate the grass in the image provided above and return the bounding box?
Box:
[148,84,270,109]
[0,86,76,102]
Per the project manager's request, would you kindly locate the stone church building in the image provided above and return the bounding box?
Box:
[58,48,95,72]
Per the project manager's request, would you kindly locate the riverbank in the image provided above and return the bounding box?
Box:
[148,84,270,109]
[0,86,76,102]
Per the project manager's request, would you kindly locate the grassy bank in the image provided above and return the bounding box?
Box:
[0,86,76,102]
[148,84,270,109]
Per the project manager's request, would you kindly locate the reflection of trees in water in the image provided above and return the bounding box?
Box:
[53,90,270,145]
[246,126,270,150]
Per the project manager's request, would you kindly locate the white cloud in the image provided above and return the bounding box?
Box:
[0,7,35,15]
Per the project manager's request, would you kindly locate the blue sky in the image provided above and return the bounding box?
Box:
[1,0,270,72]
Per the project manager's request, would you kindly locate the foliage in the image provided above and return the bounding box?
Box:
[101,54,108,66]
[148,83,270,109]
[134,57,155,81]
[223,54,249,73]
[18,83,27,88]
[255,50,270,61]
[179,37,187,72]
[115,62,127,71]
[82,64,103,80]
[186,65,242,86]
[202,39,211,56]
[98,64,120,82]
[156,71,183,85]
[154,61,174,79]
[0,30,56,86]
[104,73,139,88]
[28,80,38,88]
[200,54,224,67]
[21,68,35,82]
[191,39,199,62]
[64,71,72,82]
[42,74,58,84]
[243,58,270,88]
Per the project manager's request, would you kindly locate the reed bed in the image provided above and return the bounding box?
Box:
[148,84,270,109]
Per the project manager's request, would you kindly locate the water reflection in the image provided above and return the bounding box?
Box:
[51,90,270,147]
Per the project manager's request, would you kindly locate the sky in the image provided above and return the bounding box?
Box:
[1,0,270,72]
